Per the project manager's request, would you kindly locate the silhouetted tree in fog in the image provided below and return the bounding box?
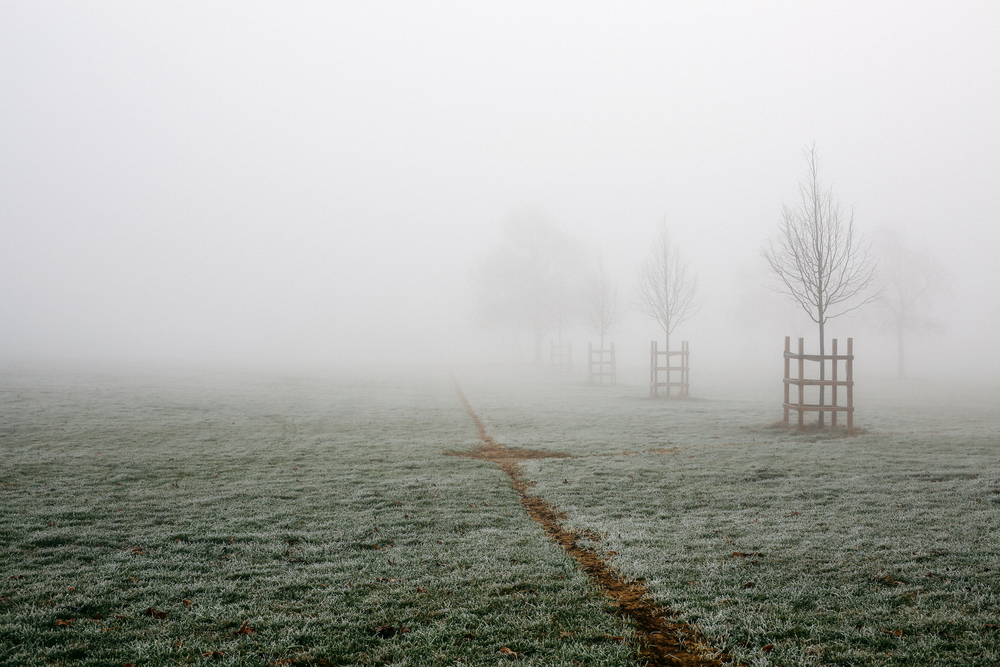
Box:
[876,230,951,378]
[476,212,585,363]
[762,145,878,424]
[635,222,699,354]
[584,254,626,349]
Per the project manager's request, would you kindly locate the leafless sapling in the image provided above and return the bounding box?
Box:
[761,145,878,424]
[876,229,951,379]
[635,222,699,355]
[584,254,626,350]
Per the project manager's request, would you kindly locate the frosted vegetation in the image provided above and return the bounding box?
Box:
[2,366,999,666]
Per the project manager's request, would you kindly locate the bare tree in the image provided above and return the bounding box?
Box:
[762,145,878,424]
[584,254,626,349]
[876,229,951,378]
[475,211,585,363]
[635,222,699,354]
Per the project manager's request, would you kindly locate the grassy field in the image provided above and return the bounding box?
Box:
[2,364,999,666]
[458,369,1000,666]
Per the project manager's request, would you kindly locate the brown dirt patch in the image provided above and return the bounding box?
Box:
[447,381,570,463]
[451,380,727,667]
[447,445,569,463]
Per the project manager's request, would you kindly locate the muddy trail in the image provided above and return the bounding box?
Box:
[450,381,728,667]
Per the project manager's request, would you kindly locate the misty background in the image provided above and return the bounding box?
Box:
[2,2,999,382]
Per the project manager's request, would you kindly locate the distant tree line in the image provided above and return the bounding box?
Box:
[476,146,948,380]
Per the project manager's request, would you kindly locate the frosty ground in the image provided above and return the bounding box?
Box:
[1,365,998,666]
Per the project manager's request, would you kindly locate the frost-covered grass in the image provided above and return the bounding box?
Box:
[4,364,999,666]
[458,369,1000,666]
[0,368,635,666]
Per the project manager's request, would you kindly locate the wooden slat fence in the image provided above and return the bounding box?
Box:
[587,342,616,385]
[650,340,688,397]
[783,336,854,431]
[550,339,572,373]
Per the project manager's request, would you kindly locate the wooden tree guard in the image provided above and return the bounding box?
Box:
[783,336,854,431]
[650,340,689,397]
[550,339,572,373]
[587,342,616,385]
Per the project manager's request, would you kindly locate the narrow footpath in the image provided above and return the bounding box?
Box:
[450,381,728,667]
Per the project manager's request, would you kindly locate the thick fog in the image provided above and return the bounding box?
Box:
[2,3,999,380]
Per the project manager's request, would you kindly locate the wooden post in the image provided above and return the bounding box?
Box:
[650,341,656,396]
[783,336,790,426]
[663,342,671,398]
[831,338,838,427]
[682,341,689,397]
[797,337,805,429]
[664,341,671,398]
[587,342,593,383]
[847,337,854,433]
[610,342,616,386]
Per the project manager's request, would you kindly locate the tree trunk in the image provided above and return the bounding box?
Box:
[897,323,906,379]
[664,330,671,398]
[818,319,826,427]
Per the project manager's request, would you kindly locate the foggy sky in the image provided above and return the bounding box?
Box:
[2,2,999,379]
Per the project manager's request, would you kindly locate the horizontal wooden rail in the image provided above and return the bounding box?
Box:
[784,352,853,361]
[783,403,853,412]
[784,379,854,387]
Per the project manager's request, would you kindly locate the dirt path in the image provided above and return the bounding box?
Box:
[450,381,727,667]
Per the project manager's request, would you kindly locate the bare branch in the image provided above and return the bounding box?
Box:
[760,145,879,332]
[635,221,700,352]
[583,253,627,348]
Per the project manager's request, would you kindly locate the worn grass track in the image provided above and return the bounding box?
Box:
[451,380,726,667]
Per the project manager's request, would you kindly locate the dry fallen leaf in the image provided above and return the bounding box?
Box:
[144,607,167,620]
[374,625,396,639]
[761,644,775,652]
[234,621,256,636]
[182,599,192,608]
[883,629,904,637]
[55,618,74,627]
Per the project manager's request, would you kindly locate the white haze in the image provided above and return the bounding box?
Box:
[2,2,999,381]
